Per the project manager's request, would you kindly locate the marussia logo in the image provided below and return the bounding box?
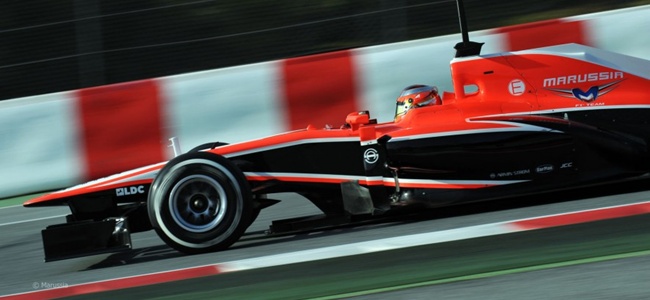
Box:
[545,80,624,102]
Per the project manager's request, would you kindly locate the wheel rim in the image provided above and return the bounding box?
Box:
[168,174,228,233]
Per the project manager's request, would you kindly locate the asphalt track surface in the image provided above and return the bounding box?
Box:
[350,254,650,300]
[2,179,650,298]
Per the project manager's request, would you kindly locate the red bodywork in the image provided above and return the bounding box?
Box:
[25,43,650,207]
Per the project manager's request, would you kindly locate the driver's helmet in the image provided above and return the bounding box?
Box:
[394,84,441,122]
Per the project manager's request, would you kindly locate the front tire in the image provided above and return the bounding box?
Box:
[148,152,252,254]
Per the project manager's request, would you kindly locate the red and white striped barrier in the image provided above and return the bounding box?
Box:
[3,200,650,299]
[1,6,649,198]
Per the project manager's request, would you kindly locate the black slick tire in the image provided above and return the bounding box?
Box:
[147,152,252,254]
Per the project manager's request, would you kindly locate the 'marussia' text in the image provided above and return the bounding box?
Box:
[543,71,624,87]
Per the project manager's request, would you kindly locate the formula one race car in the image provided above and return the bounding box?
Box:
[25,4,650,262]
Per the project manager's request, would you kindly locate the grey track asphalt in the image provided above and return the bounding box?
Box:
[2,179,650,298]
[76,214,650,299]
[350,254,650,300]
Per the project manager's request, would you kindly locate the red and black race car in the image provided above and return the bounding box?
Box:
[24,4,650,261]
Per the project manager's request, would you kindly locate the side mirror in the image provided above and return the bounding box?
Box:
[345,111,375,130]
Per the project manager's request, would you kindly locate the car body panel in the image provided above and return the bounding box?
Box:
[26,43,650,208]
[23,43,650,261]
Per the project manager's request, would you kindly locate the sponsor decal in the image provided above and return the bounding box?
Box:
[543,72,624,88]
[490,169,530,179]
[116,185,146,197]
[543,71,624,103]
[364,148,379,164]
[546,80,623,103]
[508,79,526,96]
[560,162,573,169]
[536,164,554,174]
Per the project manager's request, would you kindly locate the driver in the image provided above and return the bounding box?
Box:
[394,84,441,122]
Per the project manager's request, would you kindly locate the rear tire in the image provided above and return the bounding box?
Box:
[147,152,252,254]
